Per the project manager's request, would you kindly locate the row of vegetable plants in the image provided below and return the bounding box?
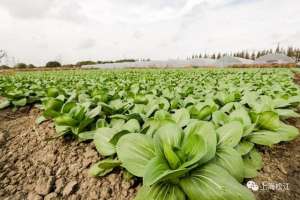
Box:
[0,68,300,199]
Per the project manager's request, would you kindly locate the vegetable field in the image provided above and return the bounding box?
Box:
[0,68,300,200]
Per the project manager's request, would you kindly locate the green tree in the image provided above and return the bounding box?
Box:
[15,63,27,68]
[276,43,280,53]
[256,51,261,59]
[251,52,256,60]
[46,61,61,68]
[77,61,96,66]
[287,47,294,57]
[245,52,250,59]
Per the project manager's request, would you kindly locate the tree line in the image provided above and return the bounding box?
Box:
[0,57,149,69]
[189,45,300,62]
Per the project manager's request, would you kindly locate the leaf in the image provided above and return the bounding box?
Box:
[12,98,27,106]
[180,134,207,168]
[257,111,280,131]
[146,104,159,118]
[129,84,139,94]
[220,102,235,113]
[214,146,244,182]
[243,148,263,178]
[277,123,299,142]
[155,122,183,151]
[163,143,181,170]
[61,102,77,113]
[109,99,125,110]
[43,109,61,118]
[172,108,190,127]
[134,183,186,200]
[158,97,170,110]
[230,107,251,126]
[212,111,229,126]
[44,98,63,111]
[235,141,254,156]
[47,87,59,97]
[93,128,117,156]
[55,125,70,136]
[154,110,172,121]
[193,105,213,120]
[243,123,256,136]
[109,130,130,145]
[179,163,255,200]
[134,185,151,200]
[122,119,141,132]
[276,109,300,118]
[86,105,102,118]
[288,95,300,104]
[134,94,148,104]
[96,119,108,128]
[76,117,94,133]
[184,121,217,164]
[0,98,10,109]
[273,98,290,108]
[78,93,90,103]
[89,159,121,177]
[246,130,282,147]
[217,121,243,147]
[78,130,95,141]
[54,114,78,126]
[35,115,47,125]
[111,113,144,123]
[69,105,86,121]
[116,133,156,177]
[110,119,125,131]
[144,156,188,186]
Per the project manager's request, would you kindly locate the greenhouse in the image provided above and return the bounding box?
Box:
[215,56,254,67]
[255,53,295,64]
[188,58,216,67]
[82,59,216,69]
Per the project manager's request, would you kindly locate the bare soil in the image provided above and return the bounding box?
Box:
[0,107,139,200]
[252,126,300,200]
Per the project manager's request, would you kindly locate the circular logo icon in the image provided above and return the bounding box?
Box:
[247,181,259,191]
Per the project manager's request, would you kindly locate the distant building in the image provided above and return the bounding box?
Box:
[255,54,295,64]
[216,56,254,67]
[188,58,216,67]
[82,58,217,69]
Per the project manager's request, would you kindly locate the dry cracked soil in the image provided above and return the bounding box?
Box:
[0,107,139,200]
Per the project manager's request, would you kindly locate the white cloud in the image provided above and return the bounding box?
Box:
[0,0,299,65]
[0,0,56,18]
[78,38,97,49]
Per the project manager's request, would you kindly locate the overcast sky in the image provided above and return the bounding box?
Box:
[0,0,300,66]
